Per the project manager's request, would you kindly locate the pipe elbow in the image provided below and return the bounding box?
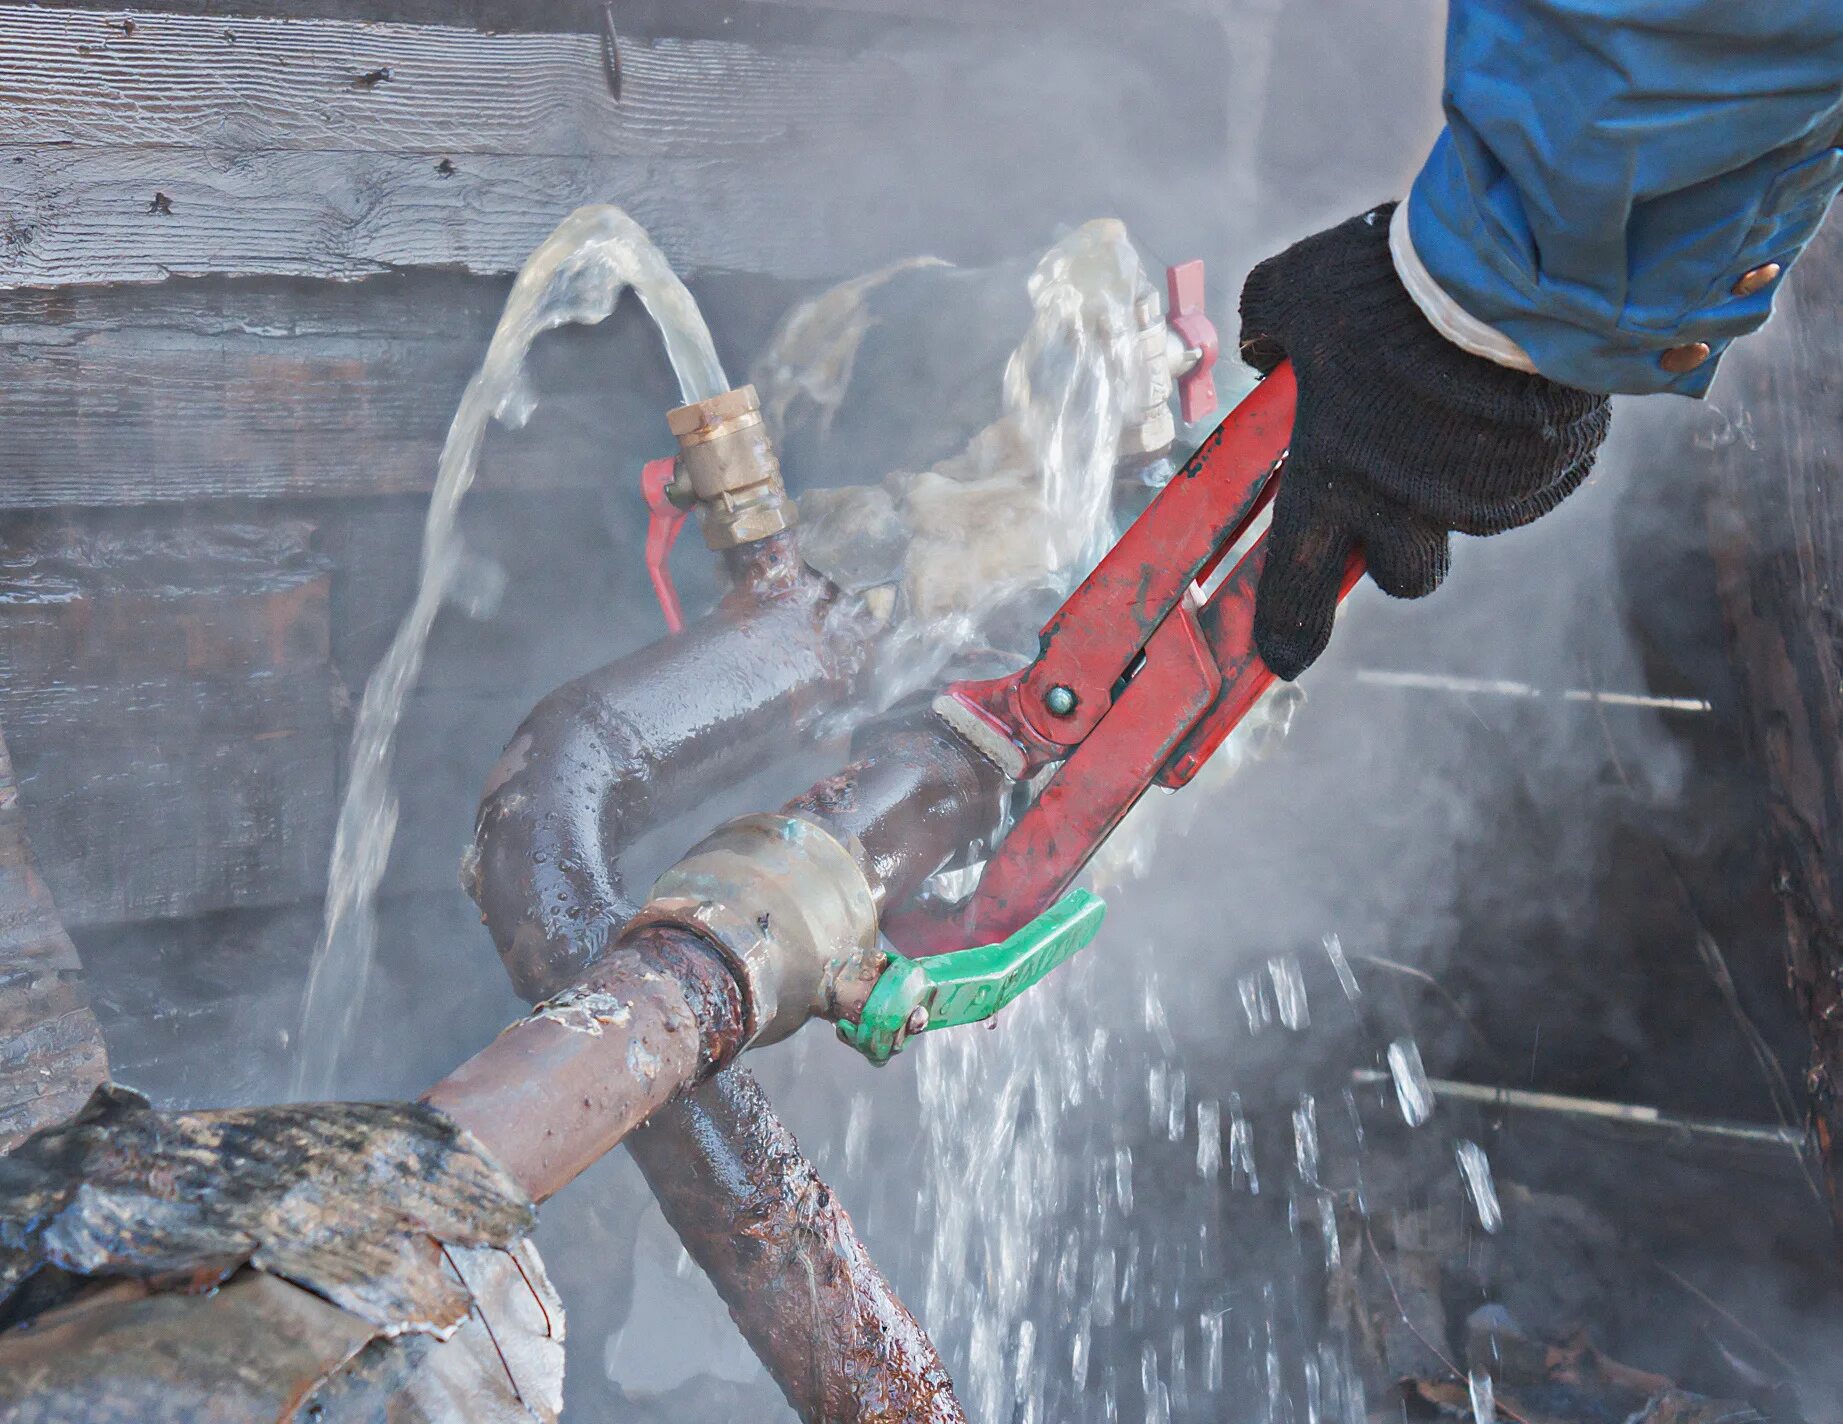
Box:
[468,573,876,1005]
[470,692,646,1003]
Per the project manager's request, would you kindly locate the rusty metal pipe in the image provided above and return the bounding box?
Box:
[424,922,746,1204]
[787,721,1010,912]
[468,549,870,1002]
[454,714,999,1420]
[629,1068,967,1424]
[627,720,1007,1422]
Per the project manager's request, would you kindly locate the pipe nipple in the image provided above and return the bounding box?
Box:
[666,384,797,552]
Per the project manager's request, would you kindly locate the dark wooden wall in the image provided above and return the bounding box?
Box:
[1707,216,1843,1237]
[0,0,1237,1093]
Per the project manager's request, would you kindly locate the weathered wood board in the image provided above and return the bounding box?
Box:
[1707,215,1843,1236]
[74,901,313,1106]
[0,2,1230,288]
[0,267,810,506]
[0,722,110,1150]
[0,516,338,927]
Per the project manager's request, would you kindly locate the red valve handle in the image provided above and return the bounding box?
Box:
[1166,260,1220,427]
[641,456,687,635]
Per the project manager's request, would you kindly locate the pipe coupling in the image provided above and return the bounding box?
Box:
[630,813,879,1048]
[666,385,798,552]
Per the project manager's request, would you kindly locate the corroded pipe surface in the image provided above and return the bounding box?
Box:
[425,924,745,1204]
[632,722,1007,1422]
[789,719,1010,913]
[629,1068,967,1424]
[468,565,868,1002]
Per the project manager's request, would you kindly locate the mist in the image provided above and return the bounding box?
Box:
[21,0,1838,1420]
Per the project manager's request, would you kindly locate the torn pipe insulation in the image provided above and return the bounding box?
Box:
[0,717,109,1152]
[0,892,755,1419]
[0,1083,562,1424]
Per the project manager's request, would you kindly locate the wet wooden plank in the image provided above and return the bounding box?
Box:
[0,515,339,927]
[1707,216,1843,1236]
[0,723,111,1151]
[0,2,1229,287]
[0,290,683,506]
[0,307,616,504]
[0,515,330,687]
[9,690,338,930]
[76,902,316,1107]
[0,270,800,507]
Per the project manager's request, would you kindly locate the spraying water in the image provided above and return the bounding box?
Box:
[883,220,1363,1417]
[786,219,1147,716]
[292,205,729,1098]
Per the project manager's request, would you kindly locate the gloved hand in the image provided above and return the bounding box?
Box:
[1240,204,1612,679]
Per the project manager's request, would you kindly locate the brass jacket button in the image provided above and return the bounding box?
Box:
[1732,262,1782,297]
[1660,342,1712,374]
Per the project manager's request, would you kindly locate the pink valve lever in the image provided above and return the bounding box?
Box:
[1166,260,1220,427]
[641,457,687,635]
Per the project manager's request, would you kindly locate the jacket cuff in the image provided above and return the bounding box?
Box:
[1388,201,1537,374]
[1403,134,1731,397]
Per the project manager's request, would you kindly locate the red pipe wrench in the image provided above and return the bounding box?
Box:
[895,362,1362,953]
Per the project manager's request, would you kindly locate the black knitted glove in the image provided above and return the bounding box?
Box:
[1240,204,1612,680]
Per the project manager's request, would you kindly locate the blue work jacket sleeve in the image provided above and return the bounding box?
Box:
[1404,0,1843,396]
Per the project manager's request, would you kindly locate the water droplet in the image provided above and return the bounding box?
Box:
[1166,1068,1187,1143]
[1387,1037,1434,1127]
[1201,1310,1225,1392]
[1468,1367,1496,1424]
[1269,954,1311,1030]
[1456,1139,1502,1233]
[1238,972,1267,1036]
[1317,1190,1341,1272]
[1229,1094,1260,1194]
[1322,932,1361,1000]
[1091,1247,1117,1327]
[1196,1100,1222,1181]
[843,1092,870,1177]
[1014,1319,1036,1402]
[1293,1093,1320,1187]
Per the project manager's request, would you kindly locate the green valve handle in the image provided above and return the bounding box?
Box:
[836,889,1107,1065]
